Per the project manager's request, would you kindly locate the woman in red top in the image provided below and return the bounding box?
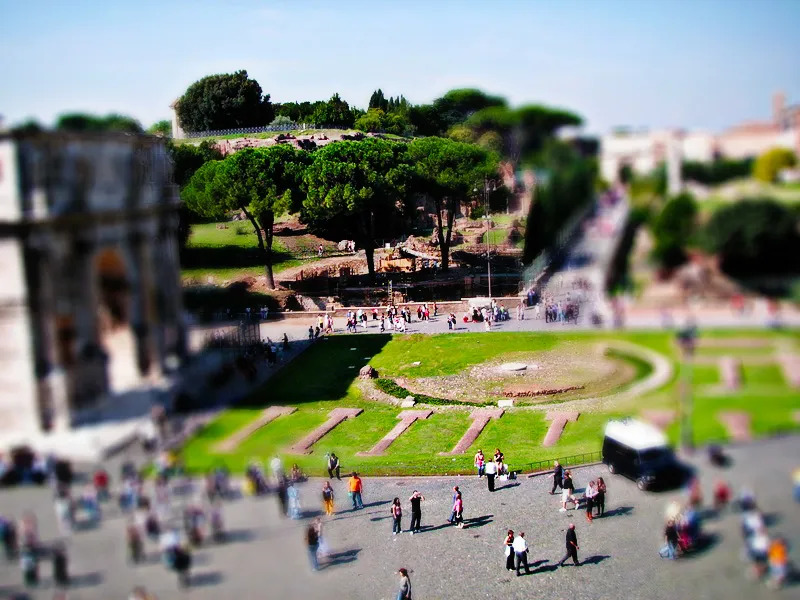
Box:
[391,498,403,535]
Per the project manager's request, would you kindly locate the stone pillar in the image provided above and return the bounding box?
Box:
[27,246,70,430]
[72,239,109,408]
[158,218,188,363]
[667,137,683,197]
[128,232,159,377]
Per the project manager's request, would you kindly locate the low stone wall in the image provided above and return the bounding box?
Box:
[273,296,525,319]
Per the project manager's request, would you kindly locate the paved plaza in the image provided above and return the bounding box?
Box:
[0,436,798,600]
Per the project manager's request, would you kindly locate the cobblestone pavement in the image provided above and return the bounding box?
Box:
[0,436,798,600]
[216,305,800,347]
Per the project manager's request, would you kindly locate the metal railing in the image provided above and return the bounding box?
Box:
[518,450,603,475]
[185,124,350,139]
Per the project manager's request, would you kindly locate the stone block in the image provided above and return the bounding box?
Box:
[498,399,515,408]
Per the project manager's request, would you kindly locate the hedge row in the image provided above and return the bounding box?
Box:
[374,378,494,407]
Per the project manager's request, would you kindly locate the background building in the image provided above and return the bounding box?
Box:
[600,92,800,183]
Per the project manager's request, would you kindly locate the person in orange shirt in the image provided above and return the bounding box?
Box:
[348,473,364,510]
[767,538,788,590]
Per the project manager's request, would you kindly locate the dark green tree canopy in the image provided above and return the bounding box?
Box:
[433,88,507,130]
[311,93,356,128]
[148,120,172,137]
[523,140,595,263]
[182,145,310,288]
[302,138,412,276]
[650,192,698,269]
[702,199,800,276]
[407,136,498,270]
[275,101,325,124]
[168,140,223,188]
[177,70,273,132]
[55,113,143,133]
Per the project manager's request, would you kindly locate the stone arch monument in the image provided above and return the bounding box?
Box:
[0,131,187,434]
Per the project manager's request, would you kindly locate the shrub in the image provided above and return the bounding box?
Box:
[649,192,698,269]
[753,148,797,183]
[681,158,753,185]
[702,198,800,276]
[270,115,296,128]
[374,378,494,407]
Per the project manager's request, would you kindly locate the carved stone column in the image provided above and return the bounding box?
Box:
[72,239,109,407]
[27,244,70,431]
[158,218,187,363]
[128,231,159,377]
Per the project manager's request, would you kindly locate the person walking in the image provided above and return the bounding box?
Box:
[391,498,403,536]
[396,568,412,600]
[595,477,607,517]
[512,532,531,576]
[504,529,516,572]
[348,473,364,510]
[659,519,679,560]
[447,486,460,525]
[485,459,497,492]
[452,491,464,529]
[327,453,341,480]
[474,450,485,478]
[560,471,576,511]
[52,543,69,587]
[550,461,563,495]
[584,481,598,523]
[306,524,320,572]
[559,524,580,566]
[409,491,424,534]
[322,481,335,516]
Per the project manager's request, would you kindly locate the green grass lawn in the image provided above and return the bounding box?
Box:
[182,222,307,281]
[180,330,800,476]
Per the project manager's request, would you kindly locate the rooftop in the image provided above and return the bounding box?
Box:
[605,418,668,451]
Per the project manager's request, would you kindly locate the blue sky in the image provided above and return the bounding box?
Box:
[1,0,799,134]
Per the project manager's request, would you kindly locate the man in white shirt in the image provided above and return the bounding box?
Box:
[484,459,497,492]
[512,532,530,576]
[270,456,284,481]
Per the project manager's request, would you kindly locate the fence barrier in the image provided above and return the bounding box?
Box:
[518,450,603,476]
[185,124,350,139]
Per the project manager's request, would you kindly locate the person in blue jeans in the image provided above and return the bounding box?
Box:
[659,519,679,559]
[397,568,412,600]
[306,524,320,571]
[391,498,402,535]
[348,473,364,510]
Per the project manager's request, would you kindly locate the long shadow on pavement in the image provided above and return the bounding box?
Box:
[463,515,494,529]
[319,548,361,570]
[600,506,634,518]
[66,571,105,588]
[581,554,611,565]
[495,482,521,491]
[190,570,225,587]
[680,532,721,559]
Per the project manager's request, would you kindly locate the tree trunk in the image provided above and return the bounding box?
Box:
[241,206,276,290]
[359,212,376,282]
[435,196,456,272]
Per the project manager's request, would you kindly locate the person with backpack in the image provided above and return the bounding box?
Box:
[322,481,335,516]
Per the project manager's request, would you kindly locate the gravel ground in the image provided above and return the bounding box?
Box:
[0,436,798,600]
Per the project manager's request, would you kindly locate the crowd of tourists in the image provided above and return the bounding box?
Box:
[1,443,796,598]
